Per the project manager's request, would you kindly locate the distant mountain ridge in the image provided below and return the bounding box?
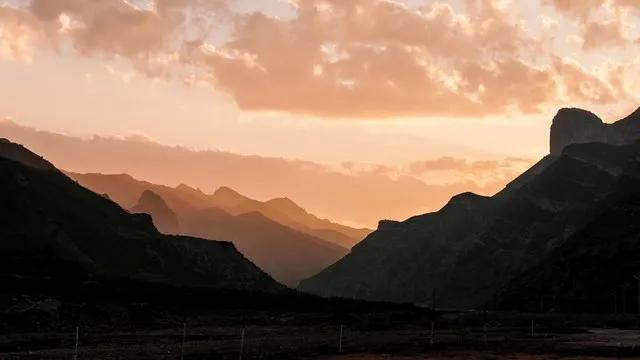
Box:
[180,207,348,286]
[0,139,281,292]
[67,173,352,286]
[68,173,370,249]
[300,106,640,309]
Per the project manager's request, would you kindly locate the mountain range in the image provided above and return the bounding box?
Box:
[67,172,362,286]
[3,105,640,313]
[0,119,516,227]
[299,107,640,311]
[0,139,281,292]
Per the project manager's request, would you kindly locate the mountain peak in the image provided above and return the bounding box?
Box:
[266,197,306,214]
[131,190,180,234]
[175,183,202,193]
[211,186,252,208]
[550,108,604,155]
[214,186,242,196]
[550,106,640,155]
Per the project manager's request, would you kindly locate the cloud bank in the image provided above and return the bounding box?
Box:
[0,0,637,118]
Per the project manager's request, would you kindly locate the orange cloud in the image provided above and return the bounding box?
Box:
[546,0,637,50]
[195,0,564,117]
[0,0,634,118]
[582,20,627,50]
[408,156,532,175]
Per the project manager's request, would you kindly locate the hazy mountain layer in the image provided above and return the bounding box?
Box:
[68,173,369,249]
[67,173,350,286]
[180,208,348,286]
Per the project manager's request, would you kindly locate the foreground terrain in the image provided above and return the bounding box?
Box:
[2,309,640,359]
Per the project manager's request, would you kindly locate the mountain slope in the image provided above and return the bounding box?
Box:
[180,208,348,286]
[0,139,281,292]
[208,187,370,248]
[300,107,640,308]
[491,155,640,313]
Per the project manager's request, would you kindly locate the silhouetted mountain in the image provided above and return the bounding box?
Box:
[131,190,181,234]
[492,150,640,312]
[180,208,348,286]
[0,139,281,292]
[69,173,369,248]
[300,107,640,308]
[65,173,205,213]
[67,173,350,285]
[550,107,640,155]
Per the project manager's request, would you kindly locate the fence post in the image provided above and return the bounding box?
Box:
[239,328,245,360]
[338,325,344,353]
[530,320,534,338]
[430,322,435,346]
[483,323,487,345]
[73,326,79,360]
[180,323,186,360]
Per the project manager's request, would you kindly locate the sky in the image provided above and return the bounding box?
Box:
[0,0,639,225]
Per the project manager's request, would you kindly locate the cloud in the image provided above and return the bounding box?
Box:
[0,5,51,62]
[0,0,636,118]
[545,0,638,50]
[194,0,566,117]
[582,20,627,50]
[408,156,533,175]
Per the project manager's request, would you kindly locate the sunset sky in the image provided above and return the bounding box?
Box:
[1,0,639,225]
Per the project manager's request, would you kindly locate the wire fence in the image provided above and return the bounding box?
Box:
[4,317,640,360]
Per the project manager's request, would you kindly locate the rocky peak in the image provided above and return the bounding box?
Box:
[377,219,401,231]
[550,108,607,155]
[550,106,640,156]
